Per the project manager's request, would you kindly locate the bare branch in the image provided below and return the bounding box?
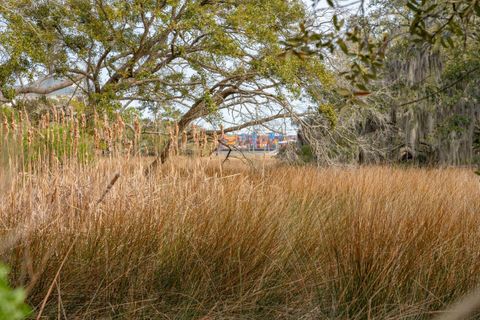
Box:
[15,75,84,95]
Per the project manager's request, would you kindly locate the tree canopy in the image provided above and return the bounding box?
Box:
[0,0,332,137]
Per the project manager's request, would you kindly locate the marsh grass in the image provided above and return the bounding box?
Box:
[1,109,480,319]
[1,150,480,319]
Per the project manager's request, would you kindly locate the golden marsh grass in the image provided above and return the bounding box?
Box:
[1,154,480,319]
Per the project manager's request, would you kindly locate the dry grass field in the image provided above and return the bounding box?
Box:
[1,112,480,319]
[1,153,480,319]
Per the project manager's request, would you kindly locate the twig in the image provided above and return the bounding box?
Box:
[96,173,120,205]
[36,237,77,320]
[220,142,232,165]
[217,139,257,170]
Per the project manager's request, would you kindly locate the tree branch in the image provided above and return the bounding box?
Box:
[206,112,311,135]
[399,66,480,107]
[15,75,84,95]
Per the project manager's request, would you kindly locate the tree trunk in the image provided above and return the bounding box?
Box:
[144,119,189,175]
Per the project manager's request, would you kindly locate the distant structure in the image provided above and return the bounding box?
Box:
[220,133,297,151]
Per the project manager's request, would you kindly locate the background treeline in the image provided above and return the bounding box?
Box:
[291,0,480,166]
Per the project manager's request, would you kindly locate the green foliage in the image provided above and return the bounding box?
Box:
[438,115,471,137]
[0,0,333,136]
[0,264,30,320]
[284,15,386,92]
[318,103,337,128]
[294,0,480,96]
[299,144,315,163]
[203,91,217,114]
[407,0,480,47]
[0,88,16,101]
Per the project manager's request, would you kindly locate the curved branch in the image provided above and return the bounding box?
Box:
[15,76,84,95]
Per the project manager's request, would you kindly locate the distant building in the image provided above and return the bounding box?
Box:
[220,133,297,151]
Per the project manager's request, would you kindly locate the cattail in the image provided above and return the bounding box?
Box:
[181,130,187,151]
[73,118,79,157]
[10,112,17,132]
[39,115,45,130]
[18,111,23,128]
[133,115,141,137]
[27,127,33,146]
[45,113,51,143]
[60,109,65,126]
[213,131,218,148]
[69,106,74,128]
[105,126,112,152]
[62,120,68,159]
[81,113,87,129]
[18,112,24,140]
[173,122,179,155]
[24,111,30,127]
[220,125,224,140]
[94,128,100,149]
[52,107,58,123]
[45,112,50,129]
[3,117,9,136]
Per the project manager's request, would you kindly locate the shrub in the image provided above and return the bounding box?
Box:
[0,264,30,320]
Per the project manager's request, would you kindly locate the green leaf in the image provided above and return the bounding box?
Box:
[309,33,323,41]
[449,20,463,35]
[406,1,419,12]
[333,15,344,31]
[336,39,349,54]
[0,264,31,320]
[355,83,368,91]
